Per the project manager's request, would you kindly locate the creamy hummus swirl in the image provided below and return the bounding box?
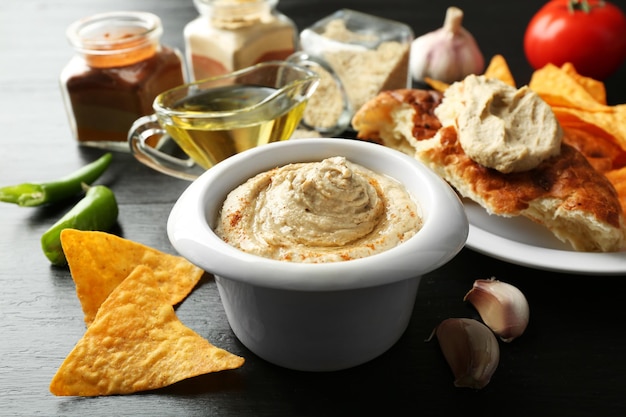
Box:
[215,156,421,262]
[435,75,562,173]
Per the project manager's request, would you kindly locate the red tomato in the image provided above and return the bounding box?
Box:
[524,0,626,80]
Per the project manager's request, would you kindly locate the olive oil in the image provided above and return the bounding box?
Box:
[161,84,306,169]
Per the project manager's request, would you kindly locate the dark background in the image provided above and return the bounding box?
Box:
[1,0,626,416]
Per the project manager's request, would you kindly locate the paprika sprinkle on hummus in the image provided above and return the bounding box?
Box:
[215,156,422,262]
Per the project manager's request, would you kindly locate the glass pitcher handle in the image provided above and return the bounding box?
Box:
[128,114,203,181]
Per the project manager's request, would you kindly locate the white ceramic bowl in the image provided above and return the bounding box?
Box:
[167,138,468,371]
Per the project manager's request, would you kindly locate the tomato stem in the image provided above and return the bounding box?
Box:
[568,0,605,13]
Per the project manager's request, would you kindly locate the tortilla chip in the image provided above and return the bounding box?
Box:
[526,63,626,153]
[529,64,610,112]
[425,54,515,92]
[424,77,449,93]
[61,229,204,326]
[561,123,626,172]
[552,106,626,151]
[560,62,607,105]
[484,54,516,87]
[49,265,244,396]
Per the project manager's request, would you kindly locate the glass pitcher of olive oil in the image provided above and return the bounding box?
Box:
[129,61,319,180]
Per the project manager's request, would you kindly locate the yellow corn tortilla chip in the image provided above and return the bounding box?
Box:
[552,105,626,151]
[526,62,626,163]
[561,122,626,173]
[425,54,515,92]
[529,64,610,112]
[49,265,244,396]
[424,76,450,93]
[560,62,607,105]
[61,229,204,326]
[484,54,516,87]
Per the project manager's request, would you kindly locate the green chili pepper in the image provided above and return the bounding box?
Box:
[0,153,112,207]
[41,184,119,266]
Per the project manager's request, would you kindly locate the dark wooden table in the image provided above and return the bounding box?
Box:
[2,0,626,415]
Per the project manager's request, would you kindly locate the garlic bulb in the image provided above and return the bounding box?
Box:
[409,6,484,84]
[464,278,530,342]
[430,318,499,389]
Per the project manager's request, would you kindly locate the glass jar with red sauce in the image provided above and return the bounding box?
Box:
[60,11,186,150]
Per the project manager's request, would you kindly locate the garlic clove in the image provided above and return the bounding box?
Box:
[432,318,499,389]
[409,6,484,84]
[464,278,530,342]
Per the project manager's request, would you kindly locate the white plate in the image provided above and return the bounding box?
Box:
[463,200,626,275]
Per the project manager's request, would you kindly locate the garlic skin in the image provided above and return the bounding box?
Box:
[432,318,499,389]
[464,278,530,343]
[409,6,484,84]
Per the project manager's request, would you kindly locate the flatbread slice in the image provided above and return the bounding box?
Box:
[352,89,442,155]
[352,89,626,252]
[416,126,625,252]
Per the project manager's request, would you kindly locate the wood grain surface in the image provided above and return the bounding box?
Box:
[1,0,626,416]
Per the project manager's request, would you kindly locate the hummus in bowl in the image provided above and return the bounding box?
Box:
[215,156,422,262]
[167,138,468,371]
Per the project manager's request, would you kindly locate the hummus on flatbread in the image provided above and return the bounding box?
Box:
[435,75,562,173]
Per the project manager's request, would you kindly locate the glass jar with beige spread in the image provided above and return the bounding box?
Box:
[184,0,298,81]
[215,156,422,263]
